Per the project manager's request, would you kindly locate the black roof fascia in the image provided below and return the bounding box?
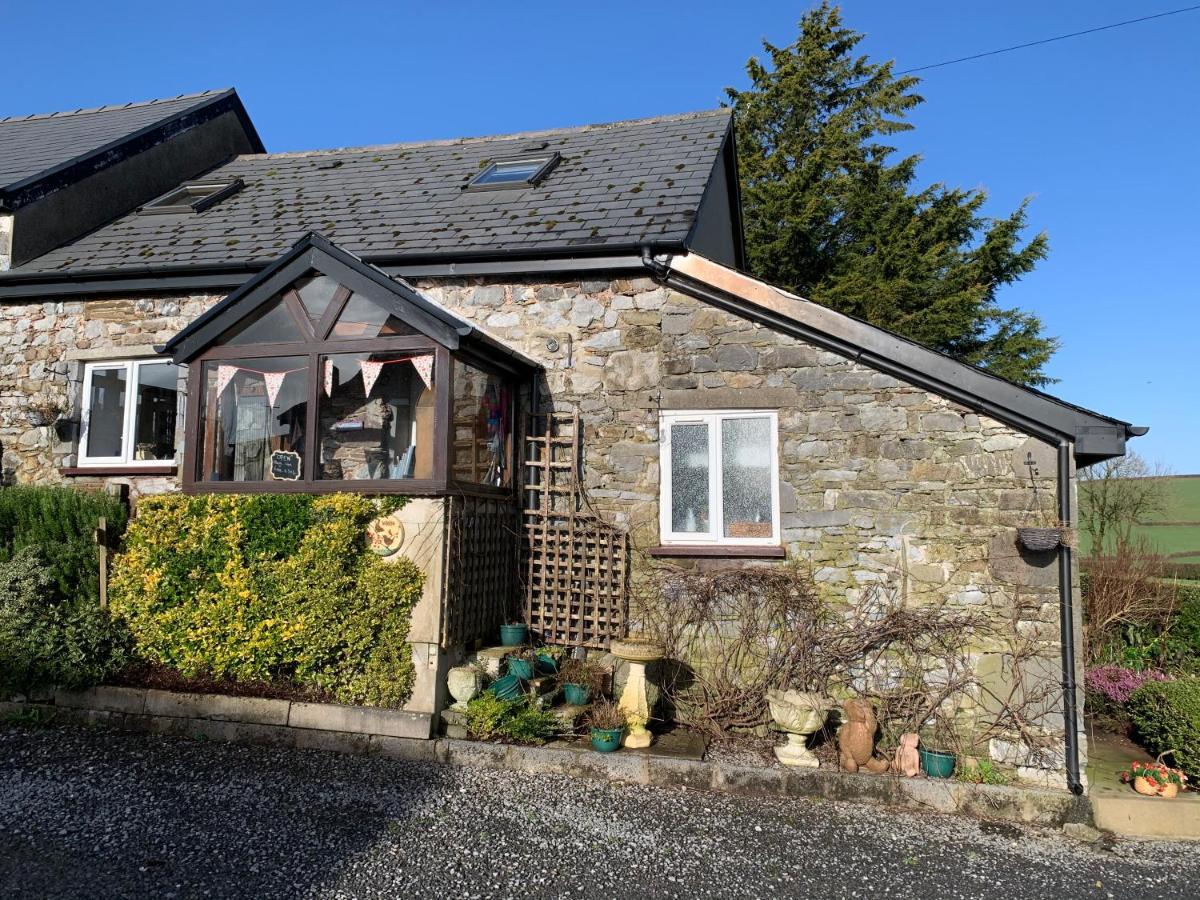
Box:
[683,116,747,272]
[0,89,264,212]
[656,265,1141,465]
[0,246,658,300]
[164,232,540,372]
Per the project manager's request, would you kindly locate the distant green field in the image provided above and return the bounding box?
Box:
[1080,475,1200,562]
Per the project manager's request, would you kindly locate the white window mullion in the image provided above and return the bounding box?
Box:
[121,361,139,464]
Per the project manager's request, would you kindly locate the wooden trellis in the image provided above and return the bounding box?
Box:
[441,493,518,648]
[522,412,628,648]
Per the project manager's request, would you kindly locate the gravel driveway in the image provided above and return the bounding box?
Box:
[1,724,1195,899]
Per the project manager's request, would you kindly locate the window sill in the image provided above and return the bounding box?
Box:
[61,465,178,477]
[646,545,786,559]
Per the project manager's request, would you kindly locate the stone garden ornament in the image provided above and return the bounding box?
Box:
[766,690,834,767]
[446,665,482,711]
[837,698,891,774]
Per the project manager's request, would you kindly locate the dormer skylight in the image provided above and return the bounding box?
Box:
[465,153,559,191]
[139,178,244,215]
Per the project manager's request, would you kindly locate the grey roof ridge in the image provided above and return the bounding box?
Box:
[0,88,233,124]
[656,251,1144,458]
[223,107,732,161]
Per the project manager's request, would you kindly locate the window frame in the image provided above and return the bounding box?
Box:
[464,153,561,192]
[78,358,182,468]
[658,409,781,547]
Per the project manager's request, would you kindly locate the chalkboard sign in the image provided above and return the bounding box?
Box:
[269,450,302,481]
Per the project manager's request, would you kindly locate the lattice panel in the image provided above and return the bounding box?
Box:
[523,412,629,648]
[441,494,518,648]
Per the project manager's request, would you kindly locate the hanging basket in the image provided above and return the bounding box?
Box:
[1016,527,1063,552]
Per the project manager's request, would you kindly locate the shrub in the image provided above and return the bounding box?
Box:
[0,485,128,605]
[1085,665,1170,706]
[0,546,131,693]
[1128,678,1200,780]
[464,692,560,744]
[110,493,421,707]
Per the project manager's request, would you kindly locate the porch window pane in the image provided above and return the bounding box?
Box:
[452,362,511,487]
[318,352,435,481]
[198,357,309,482]
[222,298,305,345]
[330,294,417,339]
[132,363,179,461]
[295,275,340,329]
[721,417,773,539]
[85,366,127,458]
[670,422,709,534]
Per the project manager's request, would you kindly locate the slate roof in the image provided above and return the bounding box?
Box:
[11,108,733,276]
[0,90,239,193]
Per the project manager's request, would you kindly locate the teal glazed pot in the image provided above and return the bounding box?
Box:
[489,674,523,701]
[918,746,957,779]
[507,657,534,680]
[590,728,623,753]
[500,623,529,646]
[535,653,559,675]
[563,683,591,706]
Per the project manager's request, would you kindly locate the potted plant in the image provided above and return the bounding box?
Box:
[506,647,537,681]
[560,655,604,706]
[26,395,64,427]
[587,699,625,753]
[918,719,959,779]
[1016,523,1070,553]
[1122,758,1188,798]
[535,644,563,676]
[500,621,529,646]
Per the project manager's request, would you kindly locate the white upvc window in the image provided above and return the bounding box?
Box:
[78,359,182,467]
[659,410,780,546]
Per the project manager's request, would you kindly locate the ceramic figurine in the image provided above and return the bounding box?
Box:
[893,732,920,777]
[837,698,890,774]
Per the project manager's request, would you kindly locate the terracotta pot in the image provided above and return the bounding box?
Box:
[1133,774,1178,797]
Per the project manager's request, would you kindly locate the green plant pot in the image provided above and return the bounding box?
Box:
[919,746,957,779]
[507,658,534,680]
[563,683,591,706]
[489,674,523,700]
[590,727,623,753]
[535,653,559,675]
[500,623,529,646]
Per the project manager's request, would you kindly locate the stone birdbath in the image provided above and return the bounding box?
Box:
[609,638,664,748]
[766,690,833,767]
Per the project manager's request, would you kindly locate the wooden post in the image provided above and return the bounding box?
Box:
[96,516,108,610]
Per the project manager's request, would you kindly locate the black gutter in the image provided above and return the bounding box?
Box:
[648,253,1101,794]
[1057,441,1084,795]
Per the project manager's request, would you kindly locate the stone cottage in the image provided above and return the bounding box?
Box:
[0,89,1144,789]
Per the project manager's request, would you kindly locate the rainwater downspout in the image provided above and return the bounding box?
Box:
[1057,439,1084,795]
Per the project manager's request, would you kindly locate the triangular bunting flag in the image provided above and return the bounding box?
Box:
[323,358,334,397]
[360,359,384,397]
[411,355,433,390]
[216,364,238,397]
[263,371,287,408]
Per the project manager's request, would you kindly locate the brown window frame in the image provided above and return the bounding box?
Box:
[183,335,519,498]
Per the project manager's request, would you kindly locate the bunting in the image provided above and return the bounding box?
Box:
[323,358,334,397]
[411,354,433,390]
[359,359,385,397]
[263,371,288,408]
[215,364,238,397]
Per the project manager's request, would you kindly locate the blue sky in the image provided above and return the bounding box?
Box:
[5,2,1197,470]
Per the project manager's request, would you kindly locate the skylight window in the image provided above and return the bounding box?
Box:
[465,153,559,191]
[139,178,244,215]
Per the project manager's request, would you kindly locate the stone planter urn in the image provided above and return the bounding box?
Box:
[610,638,664,749]
[446,666,482,711]
[766,690,833,768]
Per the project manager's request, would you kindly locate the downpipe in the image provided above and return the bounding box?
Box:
[1057,440,1084,795]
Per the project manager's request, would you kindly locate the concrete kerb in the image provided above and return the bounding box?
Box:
[4,688,1083,829]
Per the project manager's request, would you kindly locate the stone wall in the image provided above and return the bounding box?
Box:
[0,272,1078,783]
[0,293,219,496]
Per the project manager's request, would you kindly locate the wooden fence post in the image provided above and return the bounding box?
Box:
[96,516,108,610]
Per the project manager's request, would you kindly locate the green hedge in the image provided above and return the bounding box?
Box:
[0,485,128,605]
[1128,678,1200,780]
[110,493,421,707]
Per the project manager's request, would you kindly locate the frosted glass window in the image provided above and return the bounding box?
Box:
[660,411,779,546]
[721,417,773,539]
[670,423,710,533]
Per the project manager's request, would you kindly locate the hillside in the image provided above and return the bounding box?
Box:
[1080,475,1200,564]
